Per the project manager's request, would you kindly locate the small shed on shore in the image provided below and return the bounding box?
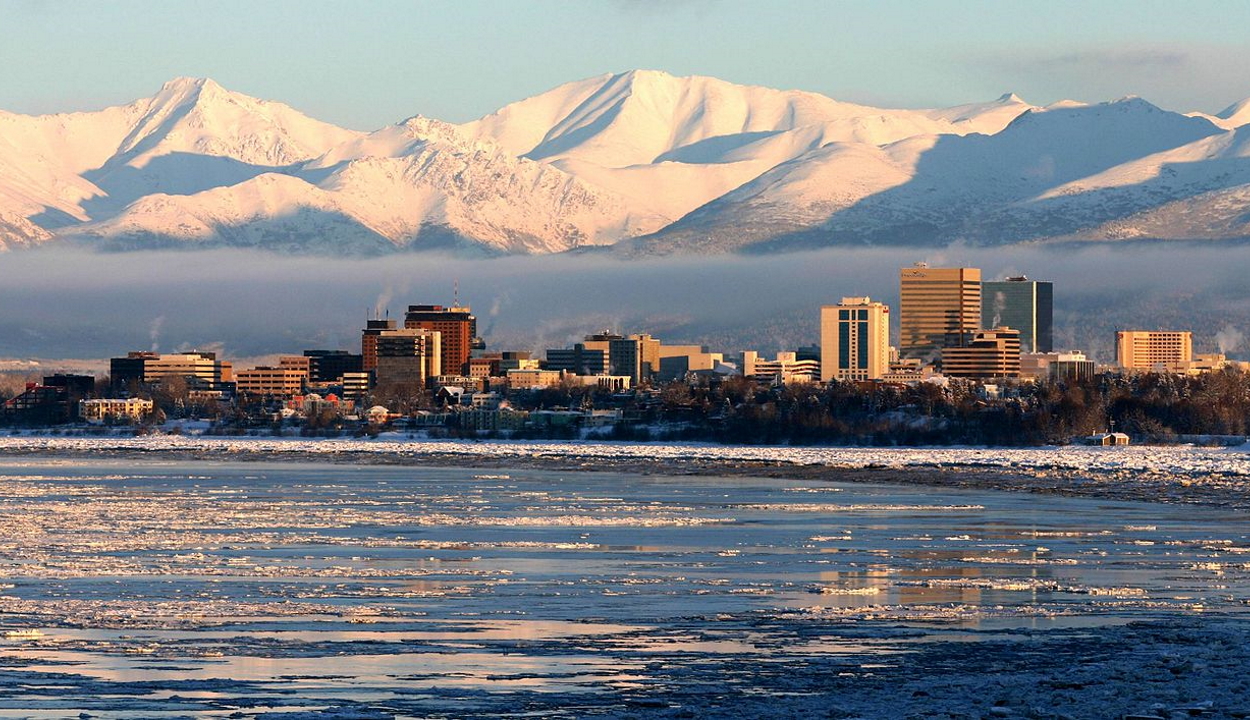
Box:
[1084,432,1130,446]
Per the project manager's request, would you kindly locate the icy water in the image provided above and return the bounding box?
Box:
[0,458,1248,719]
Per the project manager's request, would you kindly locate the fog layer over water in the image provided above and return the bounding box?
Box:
[3,244,1248,361]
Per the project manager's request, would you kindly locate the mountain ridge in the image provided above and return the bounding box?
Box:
[4,71,1250,255]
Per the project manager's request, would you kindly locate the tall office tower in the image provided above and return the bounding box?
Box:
[1116,331,1193,372]
[941,328,1022,378]
[361,318,397,372]
[899,264,982,362]
[982,276,1053,353]
[820,297,890,382]
[404,305,477,376]
[374,328,442,389]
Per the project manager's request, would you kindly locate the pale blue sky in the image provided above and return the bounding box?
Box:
[3,0,1249,129]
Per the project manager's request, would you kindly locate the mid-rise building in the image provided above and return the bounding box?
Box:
[608,334,660,385]
[79,397,154,424]
[110,351,232,392]
[899,264,982,362]
[506,368,566,390]
[341,372,372,400]
[982,276,1053,353]
[1116,331,1193,372]
[361,318,397,372]
[303,350,364,383]
[820,297,890,382]
[656,345,724,381]
[546,344,609,375]
[742,351,820,384]
[1021,351,1094,382]
[43,374,95,418]
[234,367,307,398]
[375,328,442,390]
[404,304,477,376]
[940,328,1022,379]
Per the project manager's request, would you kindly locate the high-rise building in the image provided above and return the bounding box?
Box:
[374,328,442,389]
[982,276,1053,353]
[899,264,982,362]
[940,328,1022,378]
[404,305,477,376]
[820,297,890,381]
[1116,331,1192,372]
[361,319,397,372]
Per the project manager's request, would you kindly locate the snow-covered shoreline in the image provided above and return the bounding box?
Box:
[4,435,1250,509]
[4,433,1250,474]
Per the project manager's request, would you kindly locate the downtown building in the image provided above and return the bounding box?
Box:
[898,264,982,364]
[940,328,1022,379]
[820,297,890,382]
[404,304,477,376]
[1116,331,1193,373]
[374,327,442,391]
[109,351,233,393]
[982,276,1053,353]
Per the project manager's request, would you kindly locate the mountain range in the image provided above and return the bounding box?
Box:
[3,70,1250,256]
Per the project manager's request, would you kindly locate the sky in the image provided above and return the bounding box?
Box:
[3,0,1250,129]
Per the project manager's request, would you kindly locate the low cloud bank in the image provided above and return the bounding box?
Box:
[2,244,1246,364]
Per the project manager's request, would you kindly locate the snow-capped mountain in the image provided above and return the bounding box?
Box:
[4,71,1250,255]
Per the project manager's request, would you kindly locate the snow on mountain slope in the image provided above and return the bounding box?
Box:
[66,116,668,255]
[309,118,667,253]
[5,72,1250,257]
[0,208,53,251]
[462,70,1036,168]
[58,173,395,254]
[0,78,361,231]
[629,98,1227,254]
[461,71,1038,223]
[81,78,363,216]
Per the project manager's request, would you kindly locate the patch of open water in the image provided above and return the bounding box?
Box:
[0,458,1246,718]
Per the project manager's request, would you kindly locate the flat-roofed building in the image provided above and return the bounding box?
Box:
[361,319,397,372]
[566,374,633,392]
[546,344,609,375]
[404,304,477,376]
[506,368,566,390]
[899,264,982,362]
[657,345,723,381]
[820,297,890,382]
[80,397,154,424]
[115,351,232,391]
[109,352,157,392]
[303,350,364,383]
[341,372,372,400]
[375,328,442,390]
[235,367,307,397]
[1021,351,1095,382]
[983,276,1053,353]
[941,328,1021,379]
[1116,331,1193,372]
[742,351,820,384]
